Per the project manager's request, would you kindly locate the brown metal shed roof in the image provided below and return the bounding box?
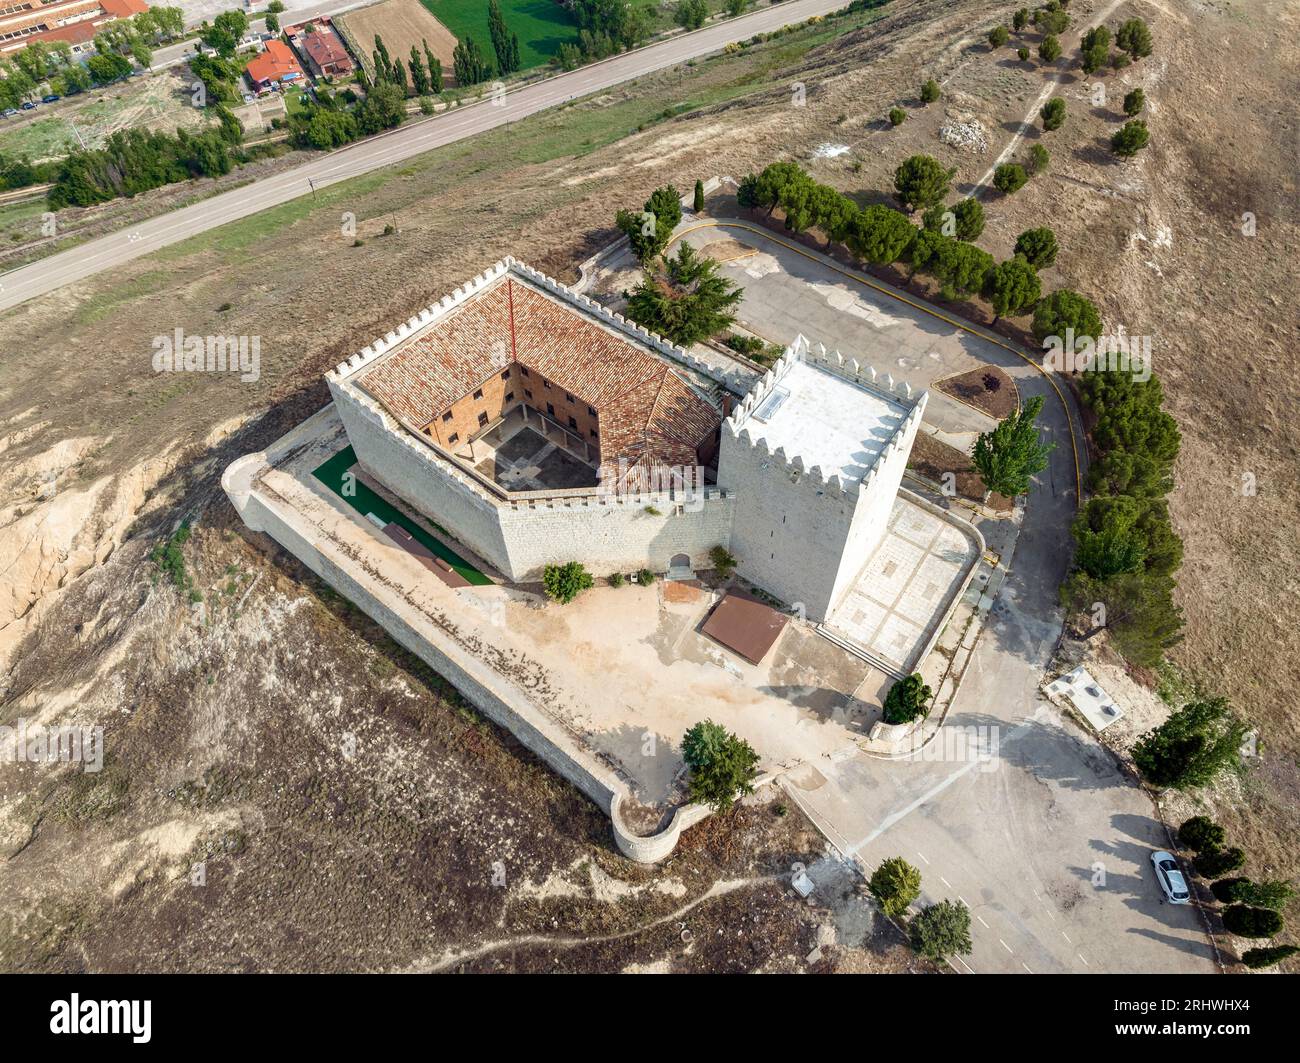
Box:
[700,591,789,665]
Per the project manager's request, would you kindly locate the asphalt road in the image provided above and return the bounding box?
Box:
[682,223,1217,973]
[0,0,851,313]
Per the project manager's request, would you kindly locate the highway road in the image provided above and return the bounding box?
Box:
[0,0,853,313]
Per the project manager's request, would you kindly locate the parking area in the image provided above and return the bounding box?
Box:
[676,223,1005,442]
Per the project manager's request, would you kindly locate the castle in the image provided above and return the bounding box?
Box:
[326,257,926,622]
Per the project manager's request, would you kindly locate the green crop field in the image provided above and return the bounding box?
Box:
[421,0,576,72]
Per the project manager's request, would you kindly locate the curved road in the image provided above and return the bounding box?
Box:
[0,0,852,313]
[669,220,1217,974]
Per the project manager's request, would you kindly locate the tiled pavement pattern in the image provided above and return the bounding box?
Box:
[474,426,598,492]
[827,499,977,674]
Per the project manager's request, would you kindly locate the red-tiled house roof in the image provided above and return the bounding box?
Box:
[358,272,721,478]
[245,39,304,89]
[99,0,149,16]
[298,27,352,74]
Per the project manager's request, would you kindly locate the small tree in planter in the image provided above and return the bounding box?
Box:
[682,719,760,811]
[972,396,1053,500]
[882,673,932,725]
[543,561,593,604]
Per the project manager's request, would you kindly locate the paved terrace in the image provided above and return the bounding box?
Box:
[229,405,902,842]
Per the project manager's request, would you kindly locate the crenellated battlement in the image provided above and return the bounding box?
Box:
[721,334,927,501]
[326,257,750,395]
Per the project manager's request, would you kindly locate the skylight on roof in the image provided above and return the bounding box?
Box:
[752,387,790,423]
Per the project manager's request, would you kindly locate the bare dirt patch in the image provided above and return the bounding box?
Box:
[908,430,1011,512]
[338,0,460,84]
[935,365,1017,418]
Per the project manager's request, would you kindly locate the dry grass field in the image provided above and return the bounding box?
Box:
[0,0,1295,969]
[338,0,460,84]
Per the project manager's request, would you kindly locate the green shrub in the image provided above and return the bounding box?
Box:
[1123,88,1145,117]
[709,545,737,577]
[637,567,656,585]
[1039,34,1062,63]
[909,900,973,960]
[1133,698,1246,790]
[542,561,593,604]
[1041,97,1066,130]
[608,571,625,587]
[1112,120,1150,157]
[1017,46,1029,61]
[882,673,932,725]
[993,163,1028,194]
[1178,815,1225,853]
[682,719,760,811]
[889,107,906,126]
[869,857,922,918]
[1194,847,1245,878]
[1222,905,1284,939]
[1211,877,1250,905]
[988,25,1009,48]
[1116,17,1153,60]
[1241,945,1299,969]
[1214,879,1295,910]
[1014,227,1058,269]
[920,79,940,103]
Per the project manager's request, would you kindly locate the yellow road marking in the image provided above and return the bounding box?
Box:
[669,219,1082,503]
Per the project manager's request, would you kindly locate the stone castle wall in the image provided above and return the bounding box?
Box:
[329,374,735,581]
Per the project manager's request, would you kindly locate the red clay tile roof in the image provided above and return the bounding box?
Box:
[246,39,304,85]
[359,272,720,472]
[299,27,351,68]
[100,0,149,15]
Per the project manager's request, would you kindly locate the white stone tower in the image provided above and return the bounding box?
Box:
[718,335,927,622]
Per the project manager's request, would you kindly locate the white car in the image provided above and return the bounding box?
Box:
[1151,850,1191,904]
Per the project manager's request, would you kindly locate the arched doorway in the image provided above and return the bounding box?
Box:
[670,553,691,569]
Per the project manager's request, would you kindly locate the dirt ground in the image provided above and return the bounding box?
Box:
[338,0,460,84]
[1,0,1296,968]
[935,365,1018,419]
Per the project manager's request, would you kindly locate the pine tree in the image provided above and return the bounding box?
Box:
[972,395,1053,499]
[869,857,922,918]
[1132,697,1247,789]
